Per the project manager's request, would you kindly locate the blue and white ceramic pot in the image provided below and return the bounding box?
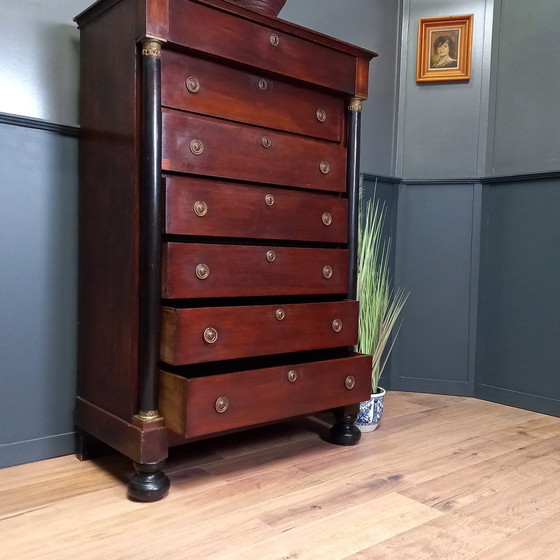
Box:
[355,387,386,432]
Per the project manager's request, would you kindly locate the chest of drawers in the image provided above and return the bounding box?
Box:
[75,0,375,501]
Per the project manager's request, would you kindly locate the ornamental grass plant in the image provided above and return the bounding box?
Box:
[356,195,409,394]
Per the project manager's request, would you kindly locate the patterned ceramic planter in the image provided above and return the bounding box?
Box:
[355,387,386,432]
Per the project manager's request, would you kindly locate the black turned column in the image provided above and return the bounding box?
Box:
[345,97,363,302]
[128,38,170,502]
[329,97,364,447]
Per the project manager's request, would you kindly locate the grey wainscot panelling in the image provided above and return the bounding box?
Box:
[476,0,560,414]
[476,176,560,416]
[390,181,481,395]
[1,0,92,468]
[0,124,78,468]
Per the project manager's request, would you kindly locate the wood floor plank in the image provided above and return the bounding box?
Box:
[468,509,560,560]
[294,405,538,484]
[2,466,319,559]
[398,457,530,512]
[3,392,560,560]
[378,391,465,420]
[483,415,560,447]
[225,493,442,560]
[350,468,560,560]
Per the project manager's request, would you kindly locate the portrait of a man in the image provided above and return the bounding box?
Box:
[429,30,460,69]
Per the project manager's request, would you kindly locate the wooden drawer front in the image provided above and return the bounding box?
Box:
[163,243,349,299]
[161,300,359,365]
[162,109,346,192]
[159,353,371,438]
[165,177,348,243]
[161,50,343,142]
[167,1,356,94]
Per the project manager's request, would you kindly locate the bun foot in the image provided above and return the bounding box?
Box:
[329,413,361,446]
[127,461,170,502]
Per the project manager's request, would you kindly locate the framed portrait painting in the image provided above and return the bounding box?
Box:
[416,14,473,82]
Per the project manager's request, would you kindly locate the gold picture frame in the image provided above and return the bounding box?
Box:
[416,14,474,82]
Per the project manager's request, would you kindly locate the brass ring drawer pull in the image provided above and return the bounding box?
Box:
[203,327,218,344]
[195,264,210,280]
[265,194,275,206]
[266,250,276,262]
[288,370,298,383]
[275,309,285,321]
[215,396,229,413]
[185,76,200,93]
[320,160,331,175]
[316,108,327,122]
[261,136,272,148]
[190,138,204,155]
[193,200,208,217]
[322,212,332,226]
[345,376,356,390]
[323,265,333,279]
[269,33,280,46]
[332,318,343,332]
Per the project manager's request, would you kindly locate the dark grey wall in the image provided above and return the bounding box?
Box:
[1,0,84,125]
[0,0,88,468]
[386,0,492,394]
[0,124,78,468]
[390,0,560,416]
[487,0,560,175]
[282,0,401,177]
[475,0,560,415]
[390,182,481,395]
[396,0,493,180]
[477,178,560,415]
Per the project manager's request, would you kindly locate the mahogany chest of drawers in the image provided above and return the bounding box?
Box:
[75,0,374,501]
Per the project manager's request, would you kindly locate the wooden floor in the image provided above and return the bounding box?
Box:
[3,392,560,559]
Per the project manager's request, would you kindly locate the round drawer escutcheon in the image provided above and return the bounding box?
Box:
[203,327,218,344]
[193,200,208,217]
[288,370,298,383]
[261,136,272,148]
[215,396,229,414]
[265,194,275,206]
[275,309,285,321]
[320,161,331,175]
[258,79,268,90]
[190,138,204,156]
[266,250,276,262]
[185,76,200,93]
[195,264,210,280]
[316,108,327,122]
[345,375,356,390]
[322,212,332,226]
[323,265,333,279]
[332,318,343,333]
[269,33,280,47]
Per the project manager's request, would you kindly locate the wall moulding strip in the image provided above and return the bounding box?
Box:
[364,172,560,186]
[0,112,79,137]
[481,171,560,184]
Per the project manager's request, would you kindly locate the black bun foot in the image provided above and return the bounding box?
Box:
[329,414,361,446]
[127,461,170,502]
